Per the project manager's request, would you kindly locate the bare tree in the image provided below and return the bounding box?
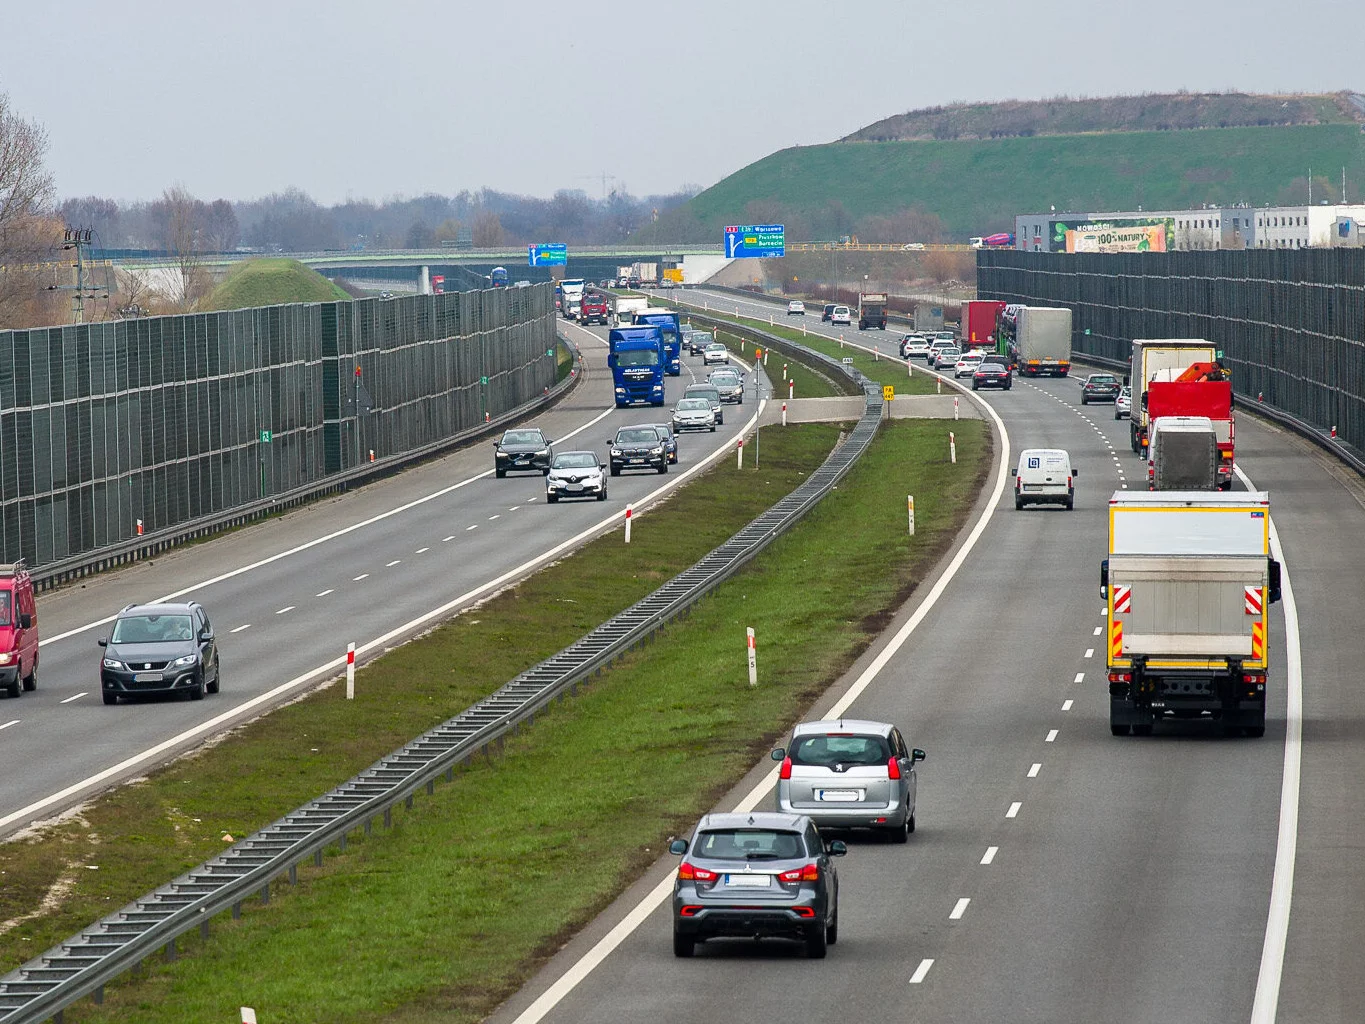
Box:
[203,198,239,251]
[0,93,56,326]
[471,210,503,247]
[161,185,210,309]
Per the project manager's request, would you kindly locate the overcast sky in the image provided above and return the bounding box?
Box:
[3,0,1361,206]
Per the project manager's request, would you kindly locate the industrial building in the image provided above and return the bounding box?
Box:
[1014,204,1365,252]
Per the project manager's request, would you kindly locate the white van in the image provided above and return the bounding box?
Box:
[1012,448,1077,510]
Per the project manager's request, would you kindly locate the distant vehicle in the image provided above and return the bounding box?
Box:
[99,601,220,704]
[669,811,846,959]
[687,330,713,356]
[707,368,744,404]
[608,425,668,475]
[1003,306,1072,377]
[0,562,38,698]
[902,242,926,250]
[683,383,724,425]
[1012,448,1077,511]
[646,422,679,464]
[787,300,806,316]
[858,292,888,331]
[972,362,1012,391]
[633,310,683,376]
[953,352,985,378]
[494,428,554,477]
[607,326,666,407]
[831,305,852,326]
[926,339,956,365]
[702,342,730,366]
[558,278,586,318]
[982,233,1015,247]
[672,397,716,433]
[490,266,508,288]
[899,334,931,359]
[545,451,607,503]
[1115,385,1132,420]
[579,293,610,326]
[929,346,960,370]
[1147,415,1219,491]
[969,236,986,248]
[821,303,838,322]
[1079,373,1121,404]
[960,299,1006,349]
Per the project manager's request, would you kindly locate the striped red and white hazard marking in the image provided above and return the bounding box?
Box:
[1113,585,1132,615]
[1245,585,1263,615]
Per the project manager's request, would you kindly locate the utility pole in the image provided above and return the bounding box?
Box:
[49,228,107,324]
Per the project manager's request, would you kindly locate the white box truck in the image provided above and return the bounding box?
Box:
[1129,339,1217,452]
[1147,416,1220,490]
[1012,306,1072,377]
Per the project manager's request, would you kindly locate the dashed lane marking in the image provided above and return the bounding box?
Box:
[981,846,998,865]
[1007,802,1022,819]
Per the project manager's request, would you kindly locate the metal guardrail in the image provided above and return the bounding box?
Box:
[30,337,582,593]
[0,330,881,1024]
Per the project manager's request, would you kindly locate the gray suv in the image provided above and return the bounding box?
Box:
[670,811,846,958]
[99,602,220,704]
[772,719,924,842]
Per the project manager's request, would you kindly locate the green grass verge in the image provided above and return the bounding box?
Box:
[0,416,989,1023]
[199,258,352,311]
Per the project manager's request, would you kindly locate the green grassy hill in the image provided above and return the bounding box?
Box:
[200,258,351,311]
[643,122,1365,243]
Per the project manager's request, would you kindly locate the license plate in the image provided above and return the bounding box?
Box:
[133,672,163,683]
[816,789,862,802]
[566,485,583,492]
[629,458,644,464]
[724,873,772,887]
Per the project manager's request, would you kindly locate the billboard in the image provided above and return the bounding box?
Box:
[1066,224,1168,253]
[724,224,785,258]
[528,243,568,266]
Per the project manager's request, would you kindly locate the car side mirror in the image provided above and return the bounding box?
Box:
[1071,469,1079,478]
[97,637,108,647]
[1268,558,1282,604]
[770,748,785,761]
[668,839,688,856]
[828,840,847,857]
[912,748,926,762]
[545,439,553,445]
[18,613,32,630]
[200,631,214,643]
[1010,468,1017,476]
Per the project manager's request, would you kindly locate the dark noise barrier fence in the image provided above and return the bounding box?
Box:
[977,248,1365,468]
[0,284,559,569]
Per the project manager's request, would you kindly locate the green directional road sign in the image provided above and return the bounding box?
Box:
[260,430,273,443]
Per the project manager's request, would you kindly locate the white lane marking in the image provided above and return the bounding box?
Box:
[4,396,765,845]
[1075,672,1085,683]
[442,536,455,543]
[39,404,621,649]
[1028,763,1041,778]
[60,693,87,705]
[1046,729,1059,742]
[1246,465,1303,1024]
[909,959,935,984]
[1093,626,1102,636]
[981,846,998,865]
[488,515,501,521]
[275,606,295,615]
[950,898,971,920]
[386,560,401,567]
[466,524,479,531]
[1084,648,1094,658]
[353,574,369,581]
[415,548,429,554]
[1006,802,1022,819]
[1062,699,1074,711]
[0,720,18,731]
[316,589,334,597]
[508,507,521,512]
[509,358,1011,1023]
[229,624,251,634]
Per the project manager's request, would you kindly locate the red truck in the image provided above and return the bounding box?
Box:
[579,293,610,326]
[1145,363,1234,490]
[960,299,1006,349]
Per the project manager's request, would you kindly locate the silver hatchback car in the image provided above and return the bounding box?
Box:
[772,719,924,842]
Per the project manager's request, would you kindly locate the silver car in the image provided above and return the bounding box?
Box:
[708,368,744,404]
[1115,385,1132,420]
[672,397,716,433]
[772,719,924,842]
[683,383,724,425]
[545,451,607,503]
[703,342,730,366]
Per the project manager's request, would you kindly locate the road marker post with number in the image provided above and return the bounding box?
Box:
[908,495,916,536]
[747,627,757,687]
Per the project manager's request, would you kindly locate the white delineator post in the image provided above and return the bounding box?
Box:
[907,358,913,378]
[782,402,788,427]
[907,495,916,535]
[737,438,744,470]
[936,378,942,394]
[763,350,768,366]
[747,627,757,687]
[950,431,957,464]
[782,362,788,382]
[241,1009,258,1024]
[346,642,356,699]
[954,397,960,420]
[624,504,633,544]
[875,345,879,361]
[788,380,794,400]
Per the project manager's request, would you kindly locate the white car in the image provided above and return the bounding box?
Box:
[1115,386,1132,420]
[787,300,806,316]
[899,335,932,359]
[545,451,608,503]
[1012,448,1077,510]
[831,305,852,326]
[901,242,926,250]
[702,342,730,365]
[954,353,985,378]
[672,397,716,433]
[930,346,961,369]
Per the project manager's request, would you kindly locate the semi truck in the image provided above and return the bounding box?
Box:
[579,292,610,326]
[858,292,888,330]
[961,299,1006,348]
[1102,490,1280,737]
[1005,306,1072,376]
[616,266,633,287]
[1147,416,1219,490]
[1128,340,1217,453]
[632,310,683,376]
[558,278,586,319]
[611,294,649,326]
[607,326,666,407]
[1145,361,1234,488]
[633,262,659,288]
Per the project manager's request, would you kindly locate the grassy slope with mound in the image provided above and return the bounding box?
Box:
[200,258,351,311]
[651,123,1365,239]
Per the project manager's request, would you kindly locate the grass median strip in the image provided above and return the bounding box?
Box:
[1,417,989,1023]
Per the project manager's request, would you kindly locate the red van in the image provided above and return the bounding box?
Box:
[0,563,38,698]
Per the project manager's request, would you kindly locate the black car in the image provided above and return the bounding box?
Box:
[972,362,1013,391]
[821,303,838,323]
[670,811,846,959]
[688,330,713,356]
[1079,373,1121,404]
[99,602,220,704]
[608,426,668,475]
[494,428,553,477]
[645,423,679,464]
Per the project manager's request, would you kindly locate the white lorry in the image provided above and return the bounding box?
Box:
[1102,490,1281,737]
[1011,306,1072,377]
[1129,339,1217,452]
[611,294,650,326]
[1147,416,1219,490]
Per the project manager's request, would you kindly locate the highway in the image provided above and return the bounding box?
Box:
[0,317,770,838]
[488,287,1365,1024]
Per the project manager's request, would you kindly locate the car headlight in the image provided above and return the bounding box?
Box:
[171,654,198,668]
[536,449,550,457]
[611,449,622,457]
[651,446,663,455]
[615,387,626,394]
[0,652,14,665]
[102,658,124,670]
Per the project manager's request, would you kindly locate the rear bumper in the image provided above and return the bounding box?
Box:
[777,791,908,829]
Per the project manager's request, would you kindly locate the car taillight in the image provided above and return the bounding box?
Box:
[1066,475,1072,488]
[779,756,792,780]
[887,756,901,780]
[678,862,717,882]
[779,863,821,883]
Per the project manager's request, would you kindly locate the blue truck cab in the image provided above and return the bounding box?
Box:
[632,311,682,376]
[608,326,667,407]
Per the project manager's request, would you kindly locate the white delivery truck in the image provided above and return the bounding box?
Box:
[1147,416,1219,490]
[1102,490,1281,737]
[1129,339,1217,452]
[1012,306,1072,376]
[610,294,650,326]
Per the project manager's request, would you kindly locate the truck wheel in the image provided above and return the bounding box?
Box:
[1080,396,1088,405]
[5,674,18,699]
[1065,499,1074,510]
[1014,498,1024,510]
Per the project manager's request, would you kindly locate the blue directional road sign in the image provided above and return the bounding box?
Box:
[724,224,785,259]
[528,243,568,266]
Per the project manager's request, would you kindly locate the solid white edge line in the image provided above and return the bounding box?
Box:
[949,897,971,920]
[1,396,766,839]
[1244,465,1303,1024]
[0,720,18,731]
[510,349,1012,1024]
[909,958,935,984]
[981,846,998,865]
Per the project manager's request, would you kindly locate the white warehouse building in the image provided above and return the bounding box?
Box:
[1015,204,1365,252]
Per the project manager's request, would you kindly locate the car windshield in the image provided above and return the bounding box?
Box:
[502,430,543,446]
[936,332,956,340]
[552,453,598,470]
[676,399,710,411]
[617,348,660,367]
[111,614,194,644]
[687,388,720,401]
[649,425,672,439]
[790,733,891,767]
[616,428,658,444]
[696,828,806,862]
[711,372,739,384]
[690,332,712,344]
[0,591,10,626]
[834,307,849,314]
[705,344,726,352]
[1090,375,1117,384]
[940,350,960,360]
[1119,387,1131,397]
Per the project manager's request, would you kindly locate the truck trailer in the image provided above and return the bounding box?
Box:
[858,292,888,330]
[1102,491,1280,737]
[1008,306,1072,376]
[1146,362,1234,489]
[1147,416,1219,490]
[961,299,1006,348]
[1128,340,1217,453]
